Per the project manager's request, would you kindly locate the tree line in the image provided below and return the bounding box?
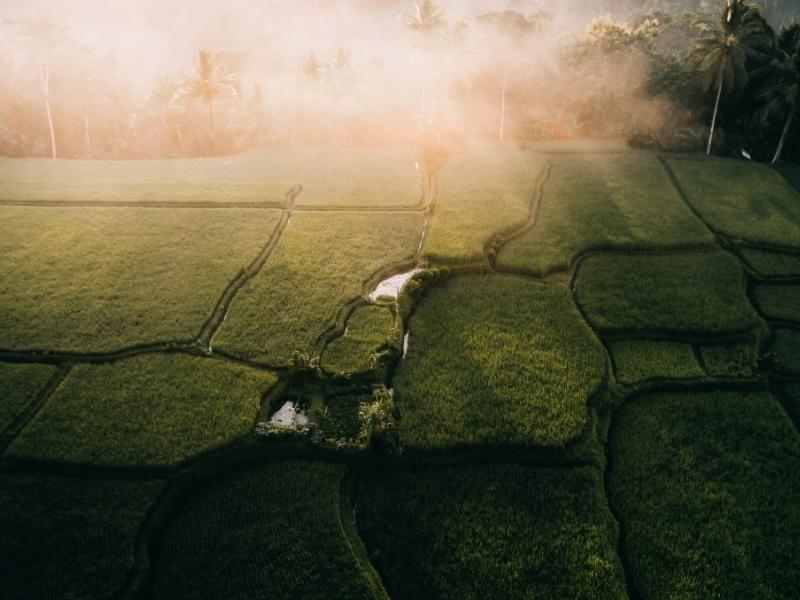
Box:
[1,0,799,163]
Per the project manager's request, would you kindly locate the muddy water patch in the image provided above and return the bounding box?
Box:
[269,400,309,426]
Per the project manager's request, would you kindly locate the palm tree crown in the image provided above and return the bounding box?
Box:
[694,0,772,154]
[759,21,800,162]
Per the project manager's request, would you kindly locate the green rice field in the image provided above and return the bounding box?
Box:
[2,143,800,599]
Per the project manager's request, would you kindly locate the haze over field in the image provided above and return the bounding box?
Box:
[2,0,799,161]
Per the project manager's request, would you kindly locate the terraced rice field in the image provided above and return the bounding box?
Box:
[2,144,799,599]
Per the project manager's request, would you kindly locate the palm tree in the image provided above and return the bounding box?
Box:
[302,53,323,81]
[695,0,772,155]
[759,22,800,163]
[406,0,446,116]
[181,51,236,155]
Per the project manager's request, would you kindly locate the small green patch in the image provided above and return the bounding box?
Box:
[609,389,800,600]
[576,251,758,335]
[0,473,164,600]
[321,305,400,377]
[609,340,702,384]
[394,275,606,450]
[8,354,277,467]
[215,211,422,366]
[770,329,800,376]
[153,461,374,600]
[496,153,712,275]
[667,157,800,247]
[754,284,800,322]
[699,343,757,378]
[356,464,627,600]
[0,363,57,433]
[739,248,800,278]
[0,206,282,352]
[424,144,545,264]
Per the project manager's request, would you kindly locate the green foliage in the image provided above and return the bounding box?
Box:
[358,386,397,448]
[153,462,374,600]
[397,266,451,321]
[0,147,422,206]
[8,354,277,467]
[770,328,800,374]
[321,304,400,377]
[754,284,800,321]
[699,342,757,377]
[740,247,800,276]
[496,153,713,276]
[667,157,800,247]
[609,339,703,383]
[0,473,164,599]
[215,211,422,366]
[609,389,800,599]
[0,363,56,432]
[394,275,606,450]
[576,251,759,335]
[424,143,546,264]
[318,392,367,442]
[0,206,281,352]
[356,464,627,600]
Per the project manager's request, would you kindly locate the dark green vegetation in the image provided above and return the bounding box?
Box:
[667,158,800,247]
[0,147,421,207]
[609,390,800,599]
[753,284,800,321]
[739,248,800,277]
[394,274,606,450]
[699,342,757,377]
[215,211,422,366]
[608,340,702,384]
[321,304,400,377]
[0,206,281,352]
[424,144,545,263]
[0,363,56,432]
[770,329,800,375]
[7,354,278,467]
[495,153,713,275]
[1,473,164,599]
[3,137,800,599]
[154,461,375,600]
[356,464,627,600]
[575,251,759,335]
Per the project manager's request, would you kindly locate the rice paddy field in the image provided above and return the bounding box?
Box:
[2,143,800,599]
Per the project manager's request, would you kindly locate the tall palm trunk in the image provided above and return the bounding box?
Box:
[39,62,57,159]
[499,73,508,141]
[707,65,725,156]
[772,107,795,164]
[207,100,215,155]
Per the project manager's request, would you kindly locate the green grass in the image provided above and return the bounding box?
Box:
[153,461,375,600]
[393,275,606,450]
[667,157,800,247]
[424,145,545,263]
[215,211,422,366]
[495,153,713,276]
[770,328,800,375]
[609,389,800,599]
[0,206,281,352]
[699,342,757,378]
[356,464,627,600]
[0,473,164,599]
[776,164,800,192]
[782,382,800,425]
[7,354,277,467]
[321,304,400,376]
[0,363,57,433]
[0,147,421,206]
[608,340,702,384]
[575,251,759,335]
[318,392,368,442]
[753,284,800,322]
[739,248,800,277]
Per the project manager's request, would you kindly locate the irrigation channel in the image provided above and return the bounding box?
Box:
[1,149,798,600]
